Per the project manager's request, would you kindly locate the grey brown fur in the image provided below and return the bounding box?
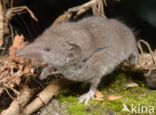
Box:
[16,16,138,104]
[145,70,156,89]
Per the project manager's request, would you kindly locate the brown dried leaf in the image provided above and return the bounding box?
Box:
[107,95,122,101]
[94,90,104,101]
[23,62,32,75]
[0,35,33,97]
[9,35,25,56]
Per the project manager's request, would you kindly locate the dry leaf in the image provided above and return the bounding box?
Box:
[125,82,139,89]
[107,95,122,101]
[23,62,32,74]
[0,35,33,97]
[9,35,25,56]
[94,90,104,101]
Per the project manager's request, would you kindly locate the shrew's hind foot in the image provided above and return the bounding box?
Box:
[78,89,95,104]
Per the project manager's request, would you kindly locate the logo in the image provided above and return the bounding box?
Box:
[122,104,155,114]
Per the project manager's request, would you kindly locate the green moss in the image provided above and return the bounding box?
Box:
[58,72,156,114]
[59,96,88,115]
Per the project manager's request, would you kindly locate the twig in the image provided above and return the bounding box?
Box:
[0,2,37,50]
[31,77,44,89]
[23,79,71,115]
[0,0,6,47]
[3,83,20,96]
[138,39,156,64]
[52,0,106,28]
[6,6,38,21]
[137,39,156,75]
[9,24,14,39]
[68,0,105,18]
[1,86,35,115]
[92,0,105,16]
[10,0,14,8]
[3,88,16,99]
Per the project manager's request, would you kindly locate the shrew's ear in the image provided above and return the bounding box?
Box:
[66,42,81,58]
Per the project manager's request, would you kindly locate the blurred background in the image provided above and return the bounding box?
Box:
[11,0,156,48]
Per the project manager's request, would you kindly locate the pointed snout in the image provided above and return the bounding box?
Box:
[15,47,34,59]
[15,46,43,62]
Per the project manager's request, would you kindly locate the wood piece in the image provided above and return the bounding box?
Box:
[23,79,71,115]
[1,86,35,115]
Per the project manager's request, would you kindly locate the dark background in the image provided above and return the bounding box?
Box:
[11,0,156,49]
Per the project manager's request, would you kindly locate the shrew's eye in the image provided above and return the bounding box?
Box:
[44,47,51,51]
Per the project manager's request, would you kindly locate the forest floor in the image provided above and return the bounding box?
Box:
[35,70,156,115]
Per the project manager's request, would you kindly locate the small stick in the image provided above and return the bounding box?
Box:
[138,39,156,64]
[1,86,35,115]
[23,79,71,115]
[52,0,106,28]
[6,6,38,21]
